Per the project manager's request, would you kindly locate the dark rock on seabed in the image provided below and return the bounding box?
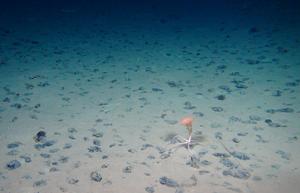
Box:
[216,94,226,100]
[90,171,102,182]
[145,186,155,193]
[33,131,46,142]
[213,152,230,158]
[7,142,21,149]
[20,155,31,163]
[159,176,179,187]
[276,150,291,160]
[231,151,250,160]
[123,166,133,173]
[34,140,56,150]
[223,168,251,180]
[6,160,21,170]
[33,180,47,187]
[211,106,223,112]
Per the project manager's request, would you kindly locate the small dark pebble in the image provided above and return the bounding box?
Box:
[276,150,290,160]
[265,119,284,127]
[266,108,294,114]
[49,148,59,153]
[51,161,58,166]
[43,140,55,146]
[164,119,178,125]
[6,160,21,170]
[67,178,79,184]
[68,135,76,140]
[141,144,153,150]
[90,171,102,182]
[34,103,41,108]
[184,101,196,110]
[58,156,69,163]
[167,81,178,88]
[216,95,226,100]
[7,142,21,149]
[147,155,155,160]
[231,151,250,160]
[145,186,155,193]
[109,143,116,148]
[216,65,227,71]
[160,152,171,159]
[156,146,166,154]
[285,81,297,87]
[219,85,232,93]
[68,127,77,133]
[10,103,22,109]
[288,136,298,142]
[93,139,101,146]
[236,84,248,89]
[33,180,47,187]
[265,119,272,124]
[193,111,204,117]
[33,131,46,142]
[22,174,32,179]
[93,132,103,138]
[34,140,56,150]
[159,176,179,187]
[37,82,50,87]
[123,166,133,173]
[34,144,44,150]
[213,152,230,158]
[40,153,50,158]
[199,170,210,175]
[88,146,102,153]
[223,168,250,180]
[246,59,260,65]
[63,143,72,149]
[201,160,211,166]
[128,148,137,153]
[232,138,240,143]
[272,90,282,97]
[49,167,59,172]
[211,107,223,112]
[220,158,236,168]
[20,155,31,163]
[266,109,280,114]
[237,132,248,136]
[3,97,10,102]
[277,46,288,54]
[152,88,163,92]
[229,116,241,122]
[198,150,208,157]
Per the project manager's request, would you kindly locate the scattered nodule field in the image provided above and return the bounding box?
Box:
[0,2,299,193]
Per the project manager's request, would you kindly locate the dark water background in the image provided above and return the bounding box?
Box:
[1,0,300,27]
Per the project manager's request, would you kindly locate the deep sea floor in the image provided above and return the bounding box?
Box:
[0,6,300,193]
